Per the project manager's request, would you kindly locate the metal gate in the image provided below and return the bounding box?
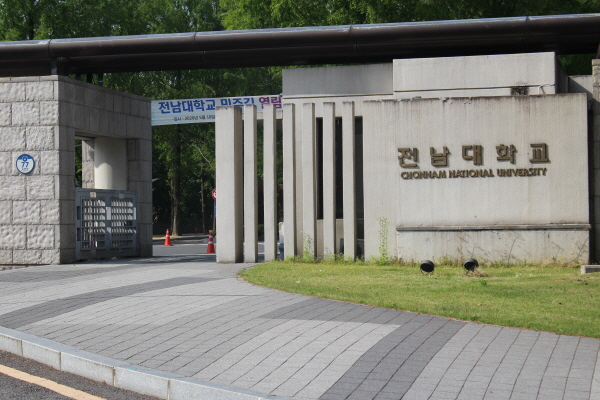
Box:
[76,188,138,260]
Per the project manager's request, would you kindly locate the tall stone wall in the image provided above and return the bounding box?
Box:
[0,76,152,265]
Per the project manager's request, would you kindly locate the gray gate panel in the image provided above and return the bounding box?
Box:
[76,188,138,260]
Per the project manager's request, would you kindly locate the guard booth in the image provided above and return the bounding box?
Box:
[0,76,153,266]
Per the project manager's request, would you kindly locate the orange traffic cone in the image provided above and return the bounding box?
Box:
[206,230,215,253]
[163,229,173,246]
[194,226,198,234]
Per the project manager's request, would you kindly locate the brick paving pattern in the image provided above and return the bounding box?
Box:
[0,242,598,400]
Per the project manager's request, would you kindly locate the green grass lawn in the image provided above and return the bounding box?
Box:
[239,261,600,338]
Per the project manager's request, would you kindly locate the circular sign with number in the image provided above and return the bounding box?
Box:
[16,154,35,174]
[211,188,217,200]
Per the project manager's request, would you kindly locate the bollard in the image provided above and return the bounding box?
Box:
[206,230,215,254]
[163,229,173,246]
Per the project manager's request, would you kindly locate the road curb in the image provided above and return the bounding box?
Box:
[0,326,288,400]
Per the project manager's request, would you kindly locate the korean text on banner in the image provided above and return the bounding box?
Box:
[151,95,282,126]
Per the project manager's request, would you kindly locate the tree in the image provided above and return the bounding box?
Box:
[0,0,51,40]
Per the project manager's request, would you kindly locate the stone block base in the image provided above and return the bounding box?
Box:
[581,265,600,274]
[396,225,590,264]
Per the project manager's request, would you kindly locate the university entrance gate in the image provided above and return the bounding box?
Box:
[0,14,599,266]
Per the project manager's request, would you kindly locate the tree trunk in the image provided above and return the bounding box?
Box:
[200,175,207,234]
[170,126,182,236]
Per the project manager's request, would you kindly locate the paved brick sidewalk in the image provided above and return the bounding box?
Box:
[0,243,598,400]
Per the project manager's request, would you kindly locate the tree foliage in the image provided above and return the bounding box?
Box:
[220,0,600,29]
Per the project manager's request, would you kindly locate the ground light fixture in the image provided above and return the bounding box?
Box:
[464,258,479,272]
[420,260,435,274]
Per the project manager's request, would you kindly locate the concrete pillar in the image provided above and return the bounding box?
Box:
[94,137,128,190]
[81,140,95,188]
[593,59,600,261]
[127,138,153,257]
[302,103,317,258]
[283,103,297,258]
[342,101,357,260]
[244,105,258,263]
[362,100,398,262]
[323,102,336,256]
[216,106,243,263]
[263,104,278,261]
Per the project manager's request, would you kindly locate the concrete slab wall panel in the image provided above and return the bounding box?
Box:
[363,94,589,263]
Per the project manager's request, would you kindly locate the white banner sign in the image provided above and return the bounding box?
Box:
[151,95,282,126]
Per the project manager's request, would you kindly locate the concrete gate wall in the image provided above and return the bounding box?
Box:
[0,76,152,266]
[215,52,599,264]
[363,94,589,263]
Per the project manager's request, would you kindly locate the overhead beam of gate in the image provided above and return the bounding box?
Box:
[0,13,599,76]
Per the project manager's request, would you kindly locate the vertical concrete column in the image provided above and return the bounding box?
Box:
[56,126,77,265]
[244,105,258,263]
[216,106,244,263]
[94,137,128,190]
[342,101,357,260]
[127,136,152,257]
[362,101,398,261]
[302,103,317,258]
[283,103,297,258]
[263,104,278,261]
[81,140,95,188]
[323,102,336,256]
[592,59,600,261]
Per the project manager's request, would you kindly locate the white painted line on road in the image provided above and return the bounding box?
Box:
[0,364,107,400]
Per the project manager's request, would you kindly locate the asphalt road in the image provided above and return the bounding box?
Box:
[0,350,161,400]
[0,373,72,400]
